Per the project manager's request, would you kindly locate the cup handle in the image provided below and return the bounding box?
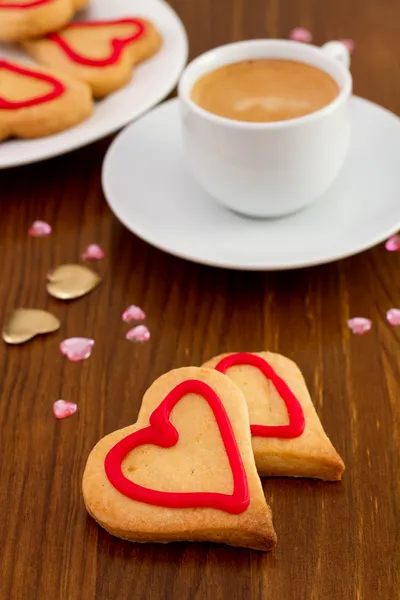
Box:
[321,41,351,69]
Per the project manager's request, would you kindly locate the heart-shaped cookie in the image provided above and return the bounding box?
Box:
[23,18,162,98]
[48,19,146,67]
[83,367,276,550]
[47,264,101,300]
[2,308,60,344]
[215,352,305,439]
[0,0,89,42]
[0,59,93,141]
[0,0,50,9]
[203,352,345,481]
[0,60,64,110]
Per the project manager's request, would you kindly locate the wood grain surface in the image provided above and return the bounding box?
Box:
[1,0,400,598]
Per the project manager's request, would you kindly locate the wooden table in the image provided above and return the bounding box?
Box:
[1,0,400,598]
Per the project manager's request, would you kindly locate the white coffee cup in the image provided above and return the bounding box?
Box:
[178,39,352,218]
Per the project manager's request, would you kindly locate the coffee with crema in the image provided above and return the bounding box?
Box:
[191,59,340,123]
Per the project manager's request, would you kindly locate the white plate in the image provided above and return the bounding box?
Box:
[0,0,188,169]
[102,97,400,271]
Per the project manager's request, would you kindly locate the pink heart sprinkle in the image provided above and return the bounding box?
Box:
[289,27,312,43]
[338,38,355,53]
[60,337,94,361]
[386,308,400,326]
[385,234,400,251]
[28,220,52,237]
[82,244,105,260]
[347,317,372,335]
[53,400,77,419]
[122,305,146,322]
[126,325,150,343]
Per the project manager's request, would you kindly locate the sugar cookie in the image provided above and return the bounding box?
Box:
[0,0,89,42]
[23,18,162,98]
[203,352,345,481]
[83,367,277,551]
[0,59,93,140]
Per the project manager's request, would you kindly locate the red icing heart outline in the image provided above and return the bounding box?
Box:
[48,19,145,67]
[105,379,250,514]
[0,0,50,8]
[215,352,305,439]
[0,59,65,109]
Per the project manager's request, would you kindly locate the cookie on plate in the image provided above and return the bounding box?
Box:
[23,17,162,98]
[0,0,89,42]
[0,59,93,140]
[203,352,345,481]
[83,367,277,551]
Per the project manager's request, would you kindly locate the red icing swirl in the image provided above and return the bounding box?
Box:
[0,59,65,110]
[104,379,250,514]
[215,352,305,439]
[0,0,51,8]
[48,19,145,67]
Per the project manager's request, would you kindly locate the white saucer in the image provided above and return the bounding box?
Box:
[102,97,400,270]
[0,0,188,169]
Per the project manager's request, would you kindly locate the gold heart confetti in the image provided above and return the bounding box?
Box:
[47,264,101,300]
[2,308,60,345]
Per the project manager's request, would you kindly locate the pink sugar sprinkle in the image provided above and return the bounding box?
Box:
[28,220,52,237]
[347,317,372,335]
[126,325,150,343]
[386,308,400,326]
[82,244,105,260]
[338,38,355,53]
[289,27,312,43]
[385,234,400,251]
[122,305,146,322]
[60,337,94,361]
[53,400,77,419]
